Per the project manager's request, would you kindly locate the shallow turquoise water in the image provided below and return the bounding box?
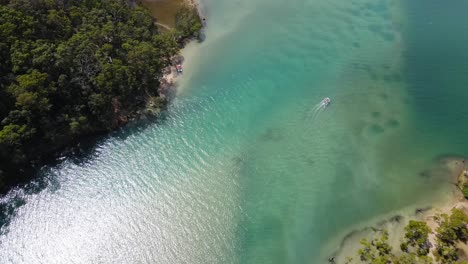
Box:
[1,0,468,263]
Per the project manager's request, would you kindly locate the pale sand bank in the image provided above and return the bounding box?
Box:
[329,155,468,263]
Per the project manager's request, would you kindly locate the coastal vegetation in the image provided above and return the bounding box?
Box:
[174,6,202,41]
[0,0,201,192]
[139,0,185,28]
[457,170,468,200]
[345,208,468,264]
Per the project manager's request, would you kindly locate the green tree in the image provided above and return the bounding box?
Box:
[436,209,468,244]
[175,6,202,40]
[434,209,468,263]
[358,230,395,264]
[0,0,201,190]
[401,220,432,256]
[0,124,31,145]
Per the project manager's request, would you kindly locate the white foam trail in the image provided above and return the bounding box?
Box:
[304,103,322,119]
[312,106,325,120]
[305,101,327,120]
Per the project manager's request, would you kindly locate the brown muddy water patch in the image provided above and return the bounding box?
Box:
[140,0,185,27]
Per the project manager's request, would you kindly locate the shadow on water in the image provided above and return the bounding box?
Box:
[258,127,284,142]
[0,110,173,232]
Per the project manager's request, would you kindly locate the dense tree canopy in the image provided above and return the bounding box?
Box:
[0,0,200,190]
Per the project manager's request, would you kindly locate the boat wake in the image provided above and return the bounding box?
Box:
[306,97,331,120]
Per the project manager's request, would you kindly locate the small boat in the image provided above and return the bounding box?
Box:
[320,97,331,107]
[176,64,183,73]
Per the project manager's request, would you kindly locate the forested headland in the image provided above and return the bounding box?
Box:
[0,0,202,192]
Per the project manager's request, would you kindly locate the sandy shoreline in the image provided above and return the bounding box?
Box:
[330,155,468,262]
[423,157,468,260]
[156,0,204,95]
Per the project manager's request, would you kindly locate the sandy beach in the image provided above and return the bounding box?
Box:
[330,156,468,262]
[138,0,204,95]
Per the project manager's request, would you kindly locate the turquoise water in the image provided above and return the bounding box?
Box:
[1,0,468,263]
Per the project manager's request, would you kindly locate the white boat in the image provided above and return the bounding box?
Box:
[176,64,183,73]
[320,97,331,107]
